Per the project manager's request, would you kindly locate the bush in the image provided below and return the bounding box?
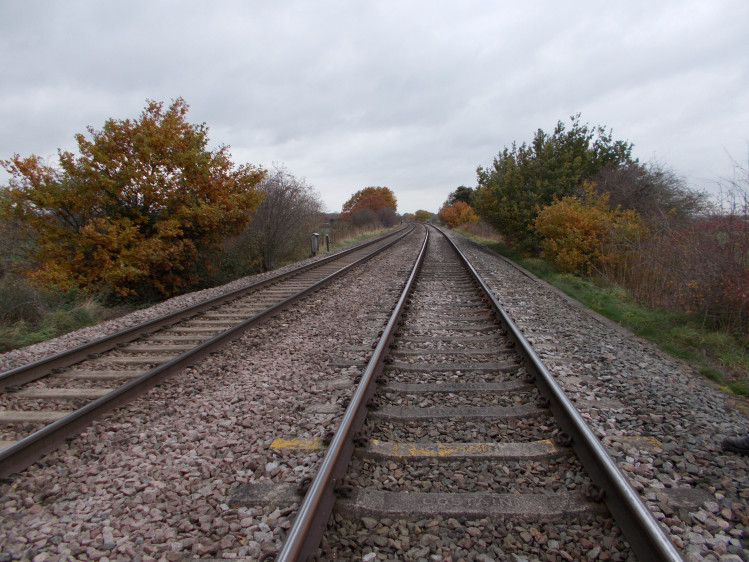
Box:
[474,115,635,251]
[0,278,46,324]
[624,216,749,330]
[604,153,749,332]
[593,161,707,229]
[376,207,399,227]
[350,208,377,227]
[0,276,112,351]
[328,217,385,247]
[439,201,479,228]
[199,231,264,286]
[533,184,645,275]
[457,219,504,242]
[247,164,325,270]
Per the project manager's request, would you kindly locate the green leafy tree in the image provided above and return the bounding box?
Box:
[474,114,635,251]
[1,98,265,298]
[447,186,474,206]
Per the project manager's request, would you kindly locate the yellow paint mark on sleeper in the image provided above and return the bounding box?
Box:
[373,439,558,458]
[270,437,323,451]
[539,439,558,453]
[436,443,489,456]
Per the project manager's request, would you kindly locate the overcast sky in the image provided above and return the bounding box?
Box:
[1,1,747,213]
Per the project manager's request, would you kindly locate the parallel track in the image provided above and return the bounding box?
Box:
[0,226,414,478]
[278,225,680,561]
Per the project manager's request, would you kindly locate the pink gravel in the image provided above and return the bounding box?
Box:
[0,228,424,560]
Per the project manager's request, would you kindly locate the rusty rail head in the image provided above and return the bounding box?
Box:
[437,226,682,562]
[276,226,430,561]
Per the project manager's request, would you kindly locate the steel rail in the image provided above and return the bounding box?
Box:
[438,226,681,562]
[0,226,415,478]
[0,225,411,392]
[276,226,430,561]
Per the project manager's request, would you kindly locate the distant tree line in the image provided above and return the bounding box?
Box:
[5,100,744,340]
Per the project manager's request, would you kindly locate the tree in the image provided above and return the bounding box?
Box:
[350,207,377,227]
[447,186,474,206]
[342,186,397,217]
[618,153,749,330]
[375,206,398,227]
[414,210,432,222]
[438,201,478,228]
[0,190,36,279]
[592,161,707,230]
[474,114,635,251]
[247,164,323,270]
[1,98,265,298]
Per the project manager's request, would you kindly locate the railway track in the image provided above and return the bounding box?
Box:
[0,225,415,478]
[275,225,681,560]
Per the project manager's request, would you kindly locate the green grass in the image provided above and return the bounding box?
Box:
[461,231,749,397]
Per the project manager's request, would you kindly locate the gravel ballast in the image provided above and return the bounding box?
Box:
[445,229,749,561]
[1,225,747,560]
[0,231,405,374]
[0,229,424,561]
[320,228,631,561]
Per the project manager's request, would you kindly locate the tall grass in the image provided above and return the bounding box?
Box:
[458,219,504,242]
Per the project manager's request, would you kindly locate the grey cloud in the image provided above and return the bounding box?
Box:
[2,0,747,213]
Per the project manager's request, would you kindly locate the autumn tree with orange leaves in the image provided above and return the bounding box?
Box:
[1,98,265,299]
[438,200,478,228]
[533,183,645,275]
[342,186,397,217]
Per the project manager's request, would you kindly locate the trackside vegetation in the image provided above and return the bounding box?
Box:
[460,230,749,397]
[2,99,266,299]
[447,114,748,396]
[0,99,393,352]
